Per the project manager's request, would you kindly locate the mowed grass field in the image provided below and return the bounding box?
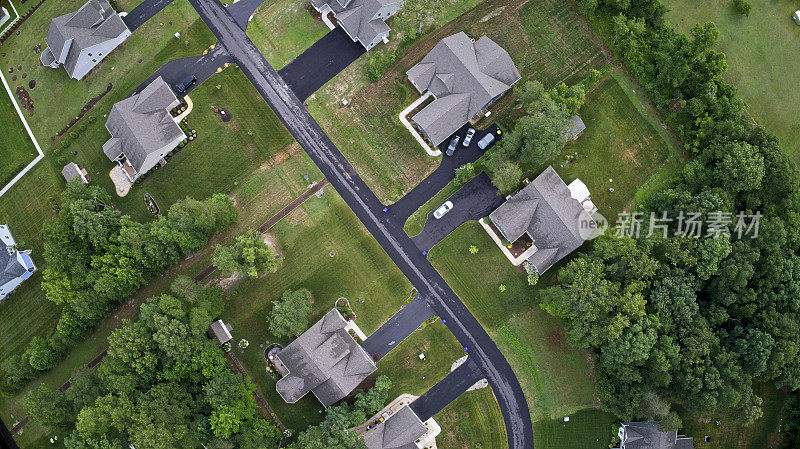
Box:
[0,84,37,187]
[663,0,800,164]
[246,0,329,69]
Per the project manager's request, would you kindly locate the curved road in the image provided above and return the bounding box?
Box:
[185,1,534,447]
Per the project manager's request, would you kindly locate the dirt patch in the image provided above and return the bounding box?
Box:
[15,86,34,115]
[256,142,300,172]
[545,326,567,351]
[261,232,281,258]
[212,270,248,295]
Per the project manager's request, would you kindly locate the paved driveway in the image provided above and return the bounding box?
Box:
[226,0,267,30]
[410,357,484,421]
[411,173,505,252]
[122,0,173,31]
[277,28,366,102]
[389,123,501,222]
[132,45,234,98]
[361,296,435,361]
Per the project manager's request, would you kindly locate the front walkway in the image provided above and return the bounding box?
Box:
[400,92,437,156]
[411,173,505,252]
[277,27,366,102]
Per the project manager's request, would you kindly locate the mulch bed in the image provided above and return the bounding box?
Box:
[55,83,113,137]
[213,107,232,122]
[15,86,34,115]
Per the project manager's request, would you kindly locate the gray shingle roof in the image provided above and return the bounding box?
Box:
[362,405,427,449]
[312,0,399,48]
[41,0,129,78]
[489,166,594,273]
[61,163,85,183]
[102,76,183,174]
[0,225,35,300]
[208,320,233,345]
[276,309,376,407]
[407,32,521,145]
[620,423,693,449]
[563,115,586,141]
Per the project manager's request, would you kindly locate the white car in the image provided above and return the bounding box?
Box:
[462,128,476,146]
[433,201,454,219]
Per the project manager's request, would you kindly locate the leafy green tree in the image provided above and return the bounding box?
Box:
[454,163,476,187]
[25,336,60,371]
[269,289,312,338]
[491,160,522,194]
[24,384,71,430]
[213,230,279,278]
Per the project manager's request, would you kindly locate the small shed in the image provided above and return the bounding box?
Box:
[563,115,586,142]
[0,7,10,28]
[208,319,233,346]
[62,162,89,184]
[793,10,800,26]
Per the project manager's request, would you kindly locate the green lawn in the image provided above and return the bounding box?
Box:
[528,68,686,219]
[533,409,617,449]
[429,222,600,423]
[0,81,37,187]
[677,383,785,449]
[663,0,800,165]
[246,0,329,69]
[435,387,509,449]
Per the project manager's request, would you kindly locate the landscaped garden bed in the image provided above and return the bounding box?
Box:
[335,297,356,321]
[144,193,160,216]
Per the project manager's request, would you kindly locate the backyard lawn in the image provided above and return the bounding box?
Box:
[663,0,800,165]
[435,387,509,449]
[0,83,37,188]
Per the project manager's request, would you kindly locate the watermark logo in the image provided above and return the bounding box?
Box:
[614,211,761,239]
[578,211,609,241]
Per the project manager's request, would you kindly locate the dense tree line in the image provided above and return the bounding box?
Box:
[0,182,237,395]
[539,0,800,428]
[23,278,282,449]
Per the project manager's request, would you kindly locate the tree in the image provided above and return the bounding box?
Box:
[453,163,476,187]
[25,336,60,371]
[213,230,279,278]
[733,0,751,16]
[491,160,522,194]
[269,289,312,338]
[24,384,71,430]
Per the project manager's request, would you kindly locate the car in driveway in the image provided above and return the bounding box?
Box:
[446,135,460,156]
[462,128,476,146]
[433,201,453,219]
[176,75,197,93]
[477,129,502,150]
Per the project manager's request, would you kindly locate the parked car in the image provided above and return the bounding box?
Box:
[462,128,476,146]
[446,135,460,156]
[433,201,454,219]
[176,75,197,93]
[477,129,502,150]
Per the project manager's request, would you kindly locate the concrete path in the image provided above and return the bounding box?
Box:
[411,173,505,252]
[183,1,534,446]
[122,0,174,31]
[132,45,235,98]
[361,295,435,360]
[226,0,267,30]
[277,28,365,102]
[388,123,501,223]
[410,356,485,421]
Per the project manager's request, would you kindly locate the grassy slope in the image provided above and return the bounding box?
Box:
[663,0,800,165]
[534,408,617,449]
[435,387,510,449]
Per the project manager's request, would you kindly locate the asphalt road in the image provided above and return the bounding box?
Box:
[389,123,501,223]
[122,0,173,31]
[411,173,505,252]
[133,45,234,98]
[226,0,267,30]
[361,295,435,360]
[410,356,485,421]
[278,28,366,102]
[185,1,534,447]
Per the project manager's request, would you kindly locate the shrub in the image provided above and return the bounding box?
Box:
[734,0,751,16]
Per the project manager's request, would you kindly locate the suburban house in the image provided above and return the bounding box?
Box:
[310,0,403,50]
[62,162,89,184]
[406,32,521,146]
[617,422,694,449]
[0,6,10,28]
[563,115,586,141]
[361,405,430,449]
[488,166,596,274]
[102,76,186,182]
[0,225,37,302]
[208,320,233,346]
[276,309,376,407]
[40,0,131,80]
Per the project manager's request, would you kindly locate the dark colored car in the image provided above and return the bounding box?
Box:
[176,75,197,93]
[446,135,461,156]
